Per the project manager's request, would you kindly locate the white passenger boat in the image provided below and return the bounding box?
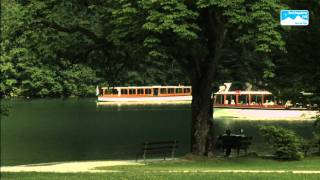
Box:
[97,85,192,103]
[213,83,318,120]
[213,83,288,110]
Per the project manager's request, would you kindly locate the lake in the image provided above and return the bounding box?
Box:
[0,99,315,166]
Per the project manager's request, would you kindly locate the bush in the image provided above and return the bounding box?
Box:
[314,114,320,134]
[259,126,304,160]
[313,114,320,154]
[0,104,9,117]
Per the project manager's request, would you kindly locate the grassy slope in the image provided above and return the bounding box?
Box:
[97,156,320,171]
[2,172,320,180]
[2,156,320,180]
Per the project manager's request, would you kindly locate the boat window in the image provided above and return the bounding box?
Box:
[215,95,223,104]
[137,89,144,94]
[129,89,136,95]
[264,95,274,103]
[226,95,235,104]
[112,89,118,95]
[168,88,174,94]
[175,88,182,93]
[183,88,187,93]
[145,89,152,94]
[252,95,262,105]
[121,89,128,95]
[105,89,113,95]
[238,95,248,104]
[160,88,167,94]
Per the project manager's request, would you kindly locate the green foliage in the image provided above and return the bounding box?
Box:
[259,126,304,160]
[198,0,285,52]
[1,0,189,98]
[139,0,286,90]
[314,114,320,134]
[313,114,320,154]
[0,103,10,117]
[141,0,199,40]
[0,1,103,97]
[1,0,319,99]
[270,0,320,95]
[60,64,100,97]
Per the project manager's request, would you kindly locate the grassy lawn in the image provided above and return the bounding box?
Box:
[2,172,320,180]
[2,156,320,180]
[97,155,320,171]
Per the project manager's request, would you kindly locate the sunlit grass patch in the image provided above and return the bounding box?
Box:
[96,156,320,172]
[2,172,320,180]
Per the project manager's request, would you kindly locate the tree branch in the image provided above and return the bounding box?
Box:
[41,21,111,46]
[56,43,109,63]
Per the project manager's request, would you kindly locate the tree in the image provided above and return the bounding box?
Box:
[1,0,102,97]
[136,0,285,155]
[91,0,285,155]
[2,0,285,155]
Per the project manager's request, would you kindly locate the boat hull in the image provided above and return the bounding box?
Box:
[97,96,192,102]
[213,108,318,120]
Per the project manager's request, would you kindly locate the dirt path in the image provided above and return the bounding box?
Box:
[0,160,143,173]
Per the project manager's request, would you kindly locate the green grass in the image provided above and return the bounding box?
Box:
[97,155,320,171]
[2,172,320,180]
[2,156,320,180]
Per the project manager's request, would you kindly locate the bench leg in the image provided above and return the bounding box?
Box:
[171,151,175,160]
[172,141,177,160]
[226,148,231,157]
[143,150,146,161]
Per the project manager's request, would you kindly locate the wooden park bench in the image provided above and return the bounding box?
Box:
[136,140,178,161]
[218,135,252,156]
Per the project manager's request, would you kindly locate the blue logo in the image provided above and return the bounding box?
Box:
[280,10,309,26]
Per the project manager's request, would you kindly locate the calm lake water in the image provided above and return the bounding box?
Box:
[1,99,315,166]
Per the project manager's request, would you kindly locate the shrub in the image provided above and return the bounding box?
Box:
[0,104,9,117]
[313,114,320,154]
[259,126,304,160]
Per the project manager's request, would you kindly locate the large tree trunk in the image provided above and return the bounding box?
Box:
[190,76,215,156]
[187,8,226,156]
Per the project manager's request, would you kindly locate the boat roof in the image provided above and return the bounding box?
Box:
[101,86,191,89]
[215,91,272,95]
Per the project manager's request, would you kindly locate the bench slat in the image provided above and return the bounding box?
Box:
[142,146,178,151]
[143,141,178,145]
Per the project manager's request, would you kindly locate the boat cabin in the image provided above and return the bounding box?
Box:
[213,83,286,109]
[99,86,192,97]
[214,91,282,107]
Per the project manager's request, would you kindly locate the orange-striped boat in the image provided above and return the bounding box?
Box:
[97,85,192,103]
